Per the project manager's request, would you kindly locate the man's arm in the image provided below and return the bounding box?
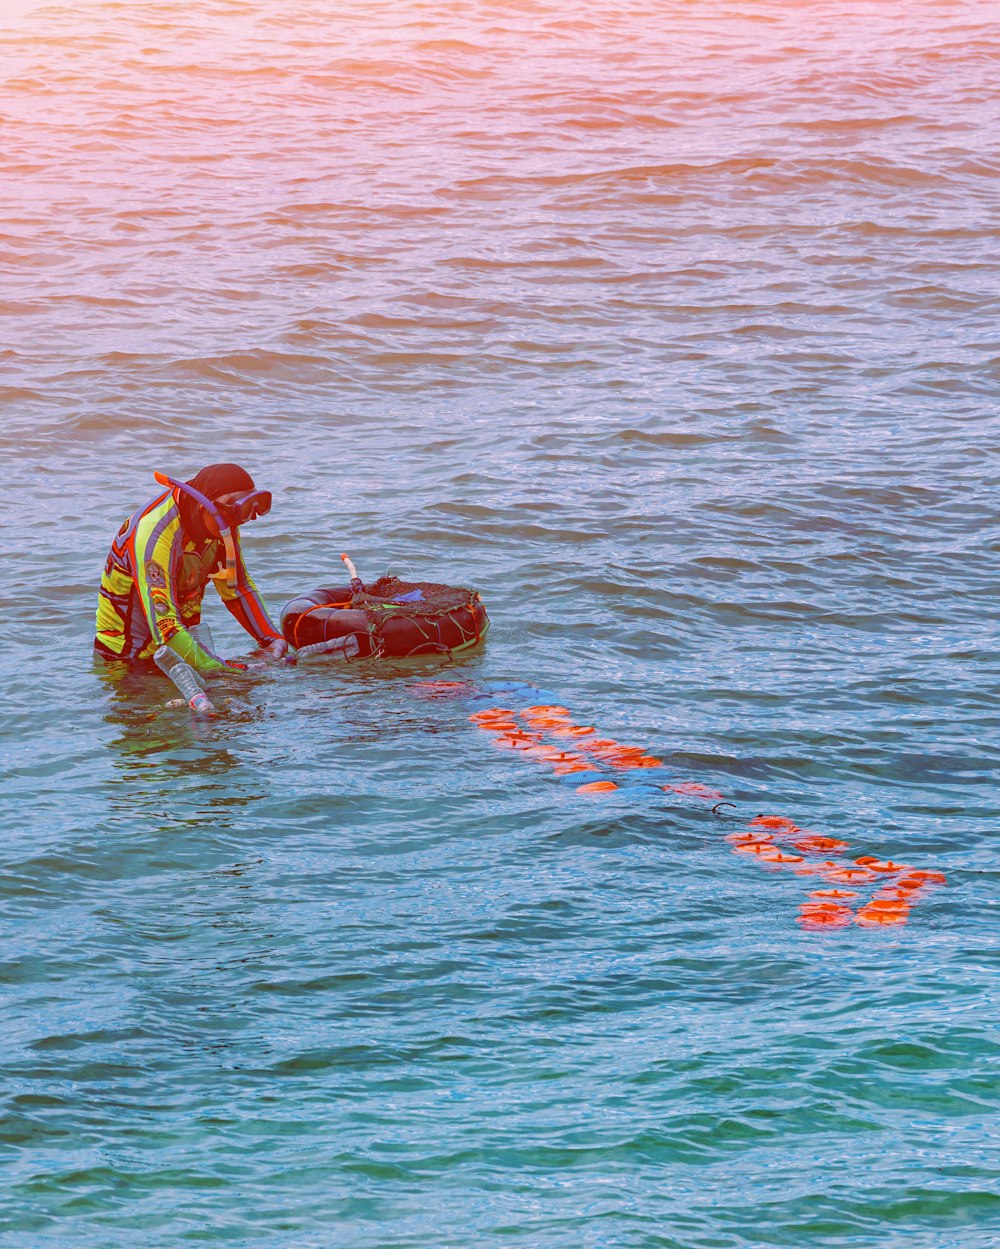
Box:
[213,534,283,646]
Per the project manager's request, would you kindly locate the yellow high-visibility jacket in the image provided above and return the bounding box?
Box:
[95,487,281,672]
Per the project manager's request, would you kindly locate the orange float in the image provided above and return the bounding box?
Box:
[856,903,910,927]
[861,899,909,914]
[794,835,849,853]
[902,870,946,886]
[725,831,774,846]
[824,866,878,884]
[791,859,840,877]
[670,782,724,800]
[604,755,644,769]
[577,780,618,794]
[762,850,805,864]
[523,745,568,762]
[798,904,852,929]
[586,739,628,756]
[553,761,598,777]
[735,844,802,864]
[596,749,651,764]
[890,874,944,896]
[734,842,780,857]
[749,816,799,832]
[892,877,927,893]
[493,733,542,751]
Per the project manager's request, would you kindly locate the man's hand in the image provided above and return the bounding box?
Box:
[263,637,290,661]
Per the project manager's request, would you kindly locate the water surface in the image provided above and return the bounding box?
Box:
[1,1,998,1245]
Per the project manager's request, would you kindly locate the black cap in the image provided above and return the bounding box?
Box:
[179,463,257,541]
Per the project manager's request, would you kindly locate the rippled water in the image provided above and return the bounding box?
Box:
[2,0,999,1245]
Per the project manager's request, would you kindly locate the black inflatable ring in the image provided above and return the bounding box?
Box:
[281,577,489,660]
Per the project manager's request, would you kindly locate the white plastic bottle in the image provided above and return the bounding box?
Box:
[189,621,221,660]
[155,647,216,715]
[293,635,361,660]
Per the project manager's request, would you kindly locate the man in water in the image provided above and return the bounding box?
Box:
[95,462,288,673]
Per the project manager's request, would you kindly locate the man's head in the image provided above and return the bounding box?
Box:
[185,463,272,537]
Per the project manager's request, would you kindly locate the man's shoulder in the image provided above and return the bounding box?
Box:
[134,491,180,534]
[133,494,184,573]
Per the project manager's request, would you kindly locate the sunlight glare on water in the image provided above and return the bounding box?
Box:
[1,1,999,1246]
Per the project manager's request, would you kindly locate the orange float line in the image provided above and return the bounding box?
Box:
[718,804,944,928]
[727,806,945,927]
[470,699,949,930]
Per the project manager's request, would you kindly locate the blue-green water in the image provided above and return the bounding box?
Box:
[2,1,999,1245]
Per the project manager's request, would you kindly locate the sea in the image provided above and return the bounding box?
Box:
[1,1,998,1245]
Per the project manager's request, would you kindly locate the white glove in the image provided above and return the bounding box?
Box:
[263,637,290,661]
